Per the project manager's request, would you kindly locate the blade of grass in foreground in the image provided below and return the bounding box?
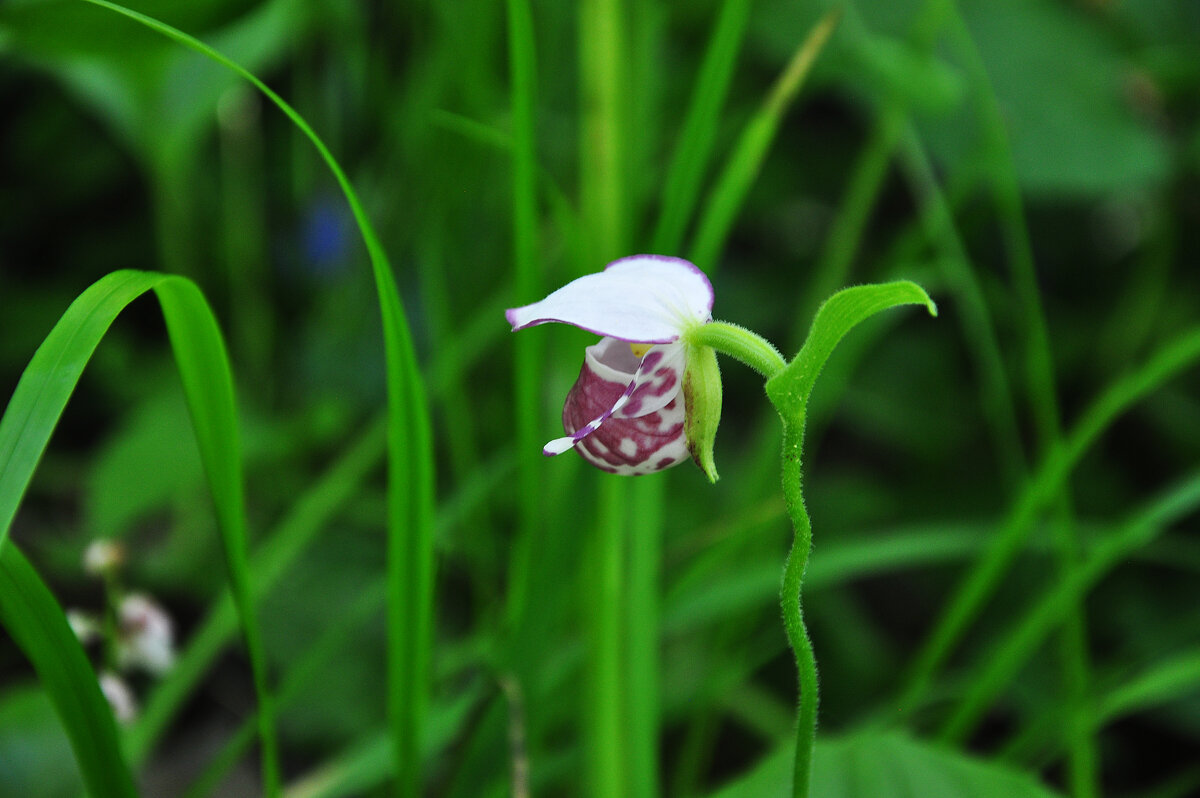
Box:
[0,269,276,793]
[77,3,438,793]
[0,543,137,798]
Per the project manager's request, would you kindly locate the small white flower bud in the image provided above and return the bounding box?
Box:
[83,539,125,576]
[117,593,176,676]
[98,671,138,724]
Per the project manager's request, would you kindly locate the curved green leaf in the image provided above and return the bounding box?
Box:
[766,280,935,796]
[0,269,276,794]
[767,281,938,410]
[0,545,136,798]
[76,2,437,792]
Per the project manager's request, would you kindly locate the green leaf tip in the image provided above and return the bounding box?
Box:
[768,281,937,411]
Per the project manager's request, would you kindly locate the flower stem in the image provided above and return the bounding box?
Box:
[776,408,819,798]
[688,321,785,379]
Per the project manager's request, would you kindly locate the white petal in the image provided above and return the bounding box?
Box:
[507,255,713,343]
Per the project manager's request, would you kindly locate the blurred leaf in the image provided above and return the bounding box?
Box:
[712,731,1062,797]
[0,0,306,164]
[84,388,203,542]
[846,33,965,114]
[0,685,83,798]
[936,0,1170,196]
[690,6,840,270]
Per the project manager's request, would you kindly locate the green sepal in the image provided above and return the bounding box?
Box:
[683,343,723,483]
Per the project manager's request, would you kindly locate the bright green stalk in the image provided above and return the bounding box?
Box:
[579,0,626,263]
[505,0,542,634]
[626,479,663,798]
[578,0,642,794]
[77,4,437,793]
[588,478,629,798]
[765,282,936,798]
[505,1,543,789]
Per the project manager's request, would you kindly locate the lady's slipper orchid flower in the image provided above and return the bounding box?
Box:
[506,254,723,480]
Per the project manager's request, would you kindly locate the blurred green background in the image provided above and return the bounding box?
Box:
[2,0,1199,795]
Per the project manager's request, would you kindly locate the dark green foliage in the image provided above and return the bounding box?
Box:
[1,0,1199,795]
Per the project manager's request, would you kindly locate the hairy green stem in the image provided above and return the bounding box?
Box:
[688,321,785,379]
[776,412,820,798]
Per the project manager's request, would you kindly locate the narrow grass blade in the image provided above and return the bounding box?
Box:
[650,0,752,254]
[0,542,138,798]
[0,269,155,549]
[897,326,1200,716]
[1100,647,1200,724]
[938,469,1200,743]
[76,3,439,792]
[504,0,543,635]
[153,275,280,794]
[689,8,839,270]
